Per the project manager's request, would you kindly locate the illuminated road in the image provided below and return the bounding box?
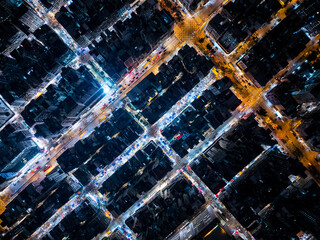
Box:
[14,0,252,239]
[29,63,236,239]
[176,0,320,186]
[181,168,254,240]
[27,38,251,238]
[3,25,183,240]
[25,0,114,88]
[215,0,306,61]
[2,0,319,239]
[105,0,320,239]
[204,12,320,183]
[96,107,249,239]
[0,31,181,206]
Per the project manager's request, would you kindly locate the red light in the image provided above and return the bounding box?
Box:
[176,133,183,139]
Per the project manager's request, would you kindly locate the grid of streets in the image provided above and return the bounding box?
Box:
[0,0,320,240]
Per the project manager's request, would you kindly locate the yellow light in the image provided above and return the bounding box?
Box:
[212,68,218,75]
[105,210,111,219]
[36,91,43,99]
[0,199,6,215]
[183,172,190,180]
[223,0,231,5]
[229,63,235,70]
[220,226,226,234]
[203,224,218,238]
[143,61,150,68]
[79,130,88,138]
[178,41,186,48]
[44,165,54,174]
[99,115,107,123]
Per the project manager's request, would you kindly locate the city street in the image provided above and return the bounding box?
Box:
[1,0,320,239]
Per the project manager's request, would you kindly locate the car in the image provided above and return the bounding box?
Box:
[31,167,40,174]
